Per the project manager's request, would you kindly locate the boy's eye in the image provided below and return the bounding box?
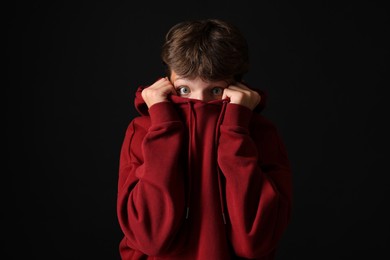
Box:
[211,87,223,95]
[177,86,191,95]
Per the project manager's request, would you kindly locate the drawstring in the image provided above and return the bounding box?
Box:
[186,101,194,220]
[215,100,228,224]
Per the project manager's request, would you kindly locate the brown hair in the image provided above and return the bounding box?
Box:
[161,19,249,82]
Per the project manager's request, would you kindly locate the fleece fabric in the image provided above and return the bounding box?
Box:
[117,85,292,260]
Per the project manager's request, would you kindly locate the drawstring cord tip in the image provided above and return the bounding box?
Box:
[222,213,227,225]
[186,207,190,219]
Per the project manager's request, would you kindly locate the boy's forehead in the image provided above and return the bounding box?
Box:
[170,70,231,85]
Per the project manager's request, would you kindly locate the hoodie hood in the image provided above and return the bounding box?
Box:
[134,84,268,116]
[132,82,268,228]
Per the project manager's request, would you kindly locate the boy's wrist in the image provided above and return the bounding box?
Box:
[149,102,180,125]
[222,104,252,128]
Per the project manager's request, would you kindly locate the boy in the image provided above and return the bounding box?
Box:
[117,18,292,259]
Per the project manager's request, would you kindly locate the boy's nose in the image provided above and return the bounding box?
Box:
[192,91,209,102]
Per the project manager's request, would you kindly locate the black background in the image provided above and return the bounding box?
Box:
[6,1,389,259]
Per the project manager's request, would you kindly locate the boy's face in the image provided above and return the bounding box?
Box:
[170,70,232,102]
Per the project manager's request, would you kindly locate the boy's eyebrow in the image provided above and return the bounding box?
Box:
[173,77,187,82]
[172,77,231,87]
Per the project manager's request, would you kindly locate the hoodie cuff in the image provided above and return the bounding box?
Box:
[149,102,181,125]
[222,104,253,128]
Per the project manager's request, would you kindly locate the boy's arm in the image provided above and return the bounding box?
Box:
[218,104,292,258]
[117,102,186,256]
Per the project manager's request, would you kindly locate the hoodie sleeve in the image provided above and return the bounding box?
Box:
[217,103,292,259]
[117,102,186,256]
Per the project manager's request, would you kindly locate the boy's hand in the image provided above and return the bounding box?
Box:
[141,77,177,108]
[222,82,261,110]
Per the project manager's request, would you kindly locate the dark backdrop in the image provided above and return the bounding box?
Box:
[6,1,389,259]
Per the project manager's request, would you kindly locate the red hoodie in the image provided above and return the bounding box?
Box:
[117,85,292,260]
